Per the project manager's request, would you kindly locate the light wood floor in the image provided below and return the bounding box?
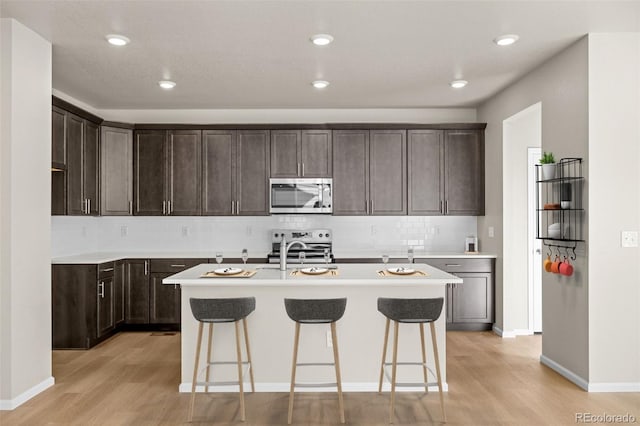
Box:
[2,331,638,425]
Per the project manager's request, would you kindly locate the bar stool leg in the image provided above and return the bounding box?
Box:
[234,321,246,422]
[430,322,446,422]
[378,318,390,393]
[330,322,346,423]
[242,318,255,392]
[287,322,301,424]
[419,323,428,393]
[390,320,399,424]
[205,323,214,392]
[189,322,204,422]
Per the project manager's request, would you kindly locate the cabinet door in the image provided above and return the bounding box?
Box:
[452,273,493,323]
[101,126,133,215]
[236,130,270,215]
[444,130,484,215]
[52,106,66,166]
[270,130,300,177]
[97,276,115,338]
[408,130,444,215]
[332,130,369,215]
[149,272,181,324]
[168,130,201,215]
[66,113,85,215]
[134,131,166,215]
[202,130,235,215]
[84,121,100,215]
[370,130,406,215]
[301,130,332,177]
[52,265,96,349]
[125,260,149,324]
[114,261,126,326]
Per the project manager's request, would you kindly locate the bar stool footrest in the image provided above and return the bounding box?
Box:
[294,382,338,388]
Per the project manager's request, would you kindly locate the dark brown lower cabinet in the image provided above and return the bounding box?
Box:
[52,262,121,349]
[114,260,126,326]
[150,273,181,324]
[125,260,149,324]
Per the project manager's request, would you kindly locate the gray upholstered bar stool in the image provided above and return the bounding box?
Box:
[284,298,347,425]
[377,297,445,423]
[188,297,256,422]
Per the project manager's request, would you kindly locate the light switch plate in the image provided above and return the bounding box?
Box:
[621,231,638,248]
[488,226,495,238]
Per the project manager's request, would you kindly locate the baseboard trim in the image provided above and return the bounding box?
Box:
[493,326,534,338]
[178,382,448,393]
[0,376,55,410]
[587,382,640,392]
[539,355,588,391]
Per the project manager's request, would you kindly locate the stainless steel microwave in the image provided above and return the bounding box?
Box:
[269,178,333,214]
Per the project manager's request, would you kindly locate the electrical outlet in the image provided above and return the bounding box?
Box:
[120,225,128,237]
[246,226,252,236]
[621,231,638,248]
[371,225,377,235]
[326,330,332,348]
[181,226,189,237]
[488,226,495,238]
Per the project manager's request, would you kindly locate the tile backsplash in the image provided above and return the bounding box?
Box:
[51,215,477,257]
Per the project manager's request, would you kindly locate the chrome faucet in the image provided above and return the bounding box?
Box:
[280,235,308,271]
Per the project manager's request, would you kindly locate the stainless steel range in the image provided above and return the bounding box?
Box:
[267,229,333,264]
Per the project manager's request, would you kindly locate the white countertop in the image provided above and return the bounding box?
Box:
[163,262,463,286]
[52,250,495,264]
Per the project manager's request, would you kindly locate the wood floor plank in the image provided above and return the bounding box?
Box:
[1,331,638,425]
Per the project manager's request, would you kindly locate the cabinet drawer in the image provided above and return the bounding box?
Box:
[149,259,206,273]
[420,258,493,273]
[98,262,115,278]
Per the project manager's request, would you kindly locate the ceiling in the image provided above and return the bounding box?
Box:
[1,1,639,110]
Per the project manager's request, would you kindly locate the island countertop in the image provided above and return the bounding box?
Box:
[163,262,463,286]
[166,262,458,394]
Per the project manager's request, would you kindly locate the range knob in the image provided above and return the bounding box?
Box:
[274,233,279,238]
[326,233,330,238]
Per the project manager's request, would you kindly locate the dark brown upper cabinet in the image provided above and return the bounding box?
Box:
[101,126,133,215]
[66,113,99,215]
[134,130,202,216]
[408,129,484,216]
[202,130,270,216]
[270,130,332,178]
[444,130,484,215]
[332,129,406,215]
[52,106,66,168]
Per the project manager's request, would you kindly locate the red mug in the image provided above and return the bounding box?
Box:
[550,256,562,273]
[559,257,574,276]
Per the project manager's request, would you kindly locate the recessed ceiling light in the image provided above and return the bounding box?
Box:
[312,80,330,89]
[310,34,334,46]
[158,80,176,89]
[106,34,130,46]
[493,34,519,46]
[450,80,468,89]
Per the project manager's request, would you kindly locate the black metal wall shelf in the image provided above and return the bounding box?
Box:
[535,158,584,249]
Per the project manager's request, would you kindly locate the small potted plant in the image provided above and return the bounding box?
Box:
[540,151,556,180]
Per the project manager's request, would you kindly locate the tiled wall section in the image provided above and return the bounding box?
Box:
[51,215,477,257]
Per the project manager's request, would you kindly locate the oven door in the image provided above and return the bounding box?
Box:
[270,178,332,214]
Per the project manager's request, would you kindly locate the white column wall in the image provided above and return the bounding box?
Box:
[0,18,53,409]
[587,33,640,390]
[477,38,590,381]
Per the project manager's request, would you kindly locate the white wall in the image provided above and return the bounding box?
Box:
[478,38,590,381]
[52,89,477,124]
[502,103,541,333]
[51,215,478,258]
[587,33,640,389]
[0,19,54,409]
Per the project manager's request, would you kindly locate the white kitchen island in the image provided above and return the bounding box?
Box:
[163,263,462,393]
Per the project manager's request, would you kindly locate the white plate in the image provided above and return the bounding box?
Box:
[300,267,329,275]
[214,267,243,275]
[387,267,415,275]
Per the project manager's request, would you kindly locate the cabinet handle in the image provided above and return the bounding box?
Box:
[236,200,240,215]
[170,264,186,268]
[440,200,443,214]
[302,163,305,176]
[297,163,300,176]
[100,267,114,272]
[162,201,166,215]
[129,200,133,215]
[83,199,88,214]
[370,199,373,213]
[231,200,235,215]
[144,260,149,276]
[99,282,105,298]
[168,200,172,215]
[445,200,449,214]
[446,264,461,267]
[88,199,91,214]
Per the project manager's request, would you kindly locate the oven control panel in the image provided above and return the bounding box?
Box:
[271,229,332,243]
